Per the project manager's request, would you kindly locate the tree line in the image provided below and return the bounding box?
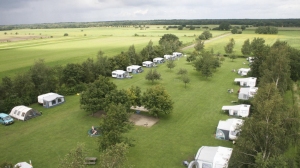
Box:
[0,34,181,113]
[1,19,300,31]
[229,39,300,167]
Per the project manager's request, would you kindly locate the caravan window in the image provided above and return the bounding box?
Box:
[58,98,62,103]
[14,110,17,114]
[17,111,20,115]
[22,113,25,117]
[52,100,56,105]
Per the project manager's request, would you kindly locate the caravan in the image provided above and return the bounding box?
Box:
[126,65,143,74]
[216,118,244,140]
[222,104,251,117]
[112,70,130,79]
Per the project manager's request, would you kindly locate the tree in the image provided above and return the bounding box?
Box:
[94,51,113,77]
[249,37,269,78]
[231,27,238,34]
[241,25,246,31]
[98,103,133,151]
[229,83,293,167]
[289,47,300,81]
[182,75,190,88]
[64,33,68,36]
[159,34,182,54]
[241,39,252,56]
[127,45,141,65]
[58,143,87,168]
[126,85,142,107]
[166,60,176,70]
[259,41,291,93]
[186,50,199,62]
[219,22,231,30]
[199,30,212,40]
[80,76,117,115]
[193,51,217,78]
[194,40,205,51]
[145,69,161,84]
[177,68,188,76]
[229,54,236,62]
[61,63,85,87]
[142,85,173,117]
[224,38,235,55]
[99,142,130,168]
[140,40,154,61]
[104,89,131,112]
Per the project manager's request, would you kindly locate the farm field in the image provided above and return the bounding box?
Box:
[0,26,300,167]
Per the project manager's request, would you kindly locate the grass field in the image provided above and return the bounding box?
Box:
[0,26,299,167]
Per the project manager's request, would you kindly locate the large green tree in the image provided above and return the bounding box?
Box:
[98,103,133,151]
[229,83,295,167]
[80,76,117,115]
[61,63,85,87]
[58,143,87,168]
[142,85,173,117]
[104,89,131,112]
[224,38,235,55]
[126,85,142,107]
[241,39,252,56]
[194,40,205,51]
[159,34,182,54]
[219,22,231,30]
[99,142,130,168]
[193,51,219,78]
[166,60,176,70]
[259,41,291,93]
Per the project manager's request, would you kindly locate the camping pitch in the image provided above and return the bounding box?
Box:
[216,118,244,141]
[234,77,257,87]
[188,146,233,168]
[9,105,41,121]
[222,104,251,117]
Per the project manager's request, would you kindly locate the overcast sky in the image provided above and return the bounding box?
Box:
[1,0,300,25]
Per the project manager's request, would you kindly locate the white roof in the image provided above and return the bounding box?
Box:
[217,118,243,131]
[10,105,32,120]
[195,146,233,167]
[238,68,251,72]
[153,57,164,60]
[112,70,126,74]
[222,104,250,111]
[127,65,141,69]
[143,61,153,64]
[239,87,258,95]
[38,93,56,103]
[234,77,256,83]
[43,93,64,102]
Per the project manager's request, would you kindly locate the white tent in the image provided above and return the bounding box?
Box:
[237,68,251,76]
[216,118,244,140]
[153,57,165,64]
[164,54,176,60]
[126,65,143,73]
[10,105,41,121]
[112,70,130,78]
[238,87,258,100]
[234,77,257,87]
[142,61,154,67]
[38,93,65,108]
[188,146,233,168]
[222,104,251,117]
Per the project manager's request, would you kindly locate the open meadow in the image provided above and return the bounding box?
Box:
[0,26,300,167]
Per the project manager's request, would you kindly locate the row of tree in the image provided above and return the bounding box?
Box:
[229,40,300,167]
[1,19,299,30]
[255,26,278,34]
[0,34,181,113]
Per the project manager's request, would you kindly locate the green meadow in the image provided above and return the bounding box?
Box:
[0,26,299,167]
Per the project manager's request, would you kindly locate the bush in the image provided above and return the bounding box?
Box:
[64,33,68,36]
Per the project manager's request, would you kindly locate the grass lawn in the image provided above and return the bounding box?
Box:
[0,56,248,167]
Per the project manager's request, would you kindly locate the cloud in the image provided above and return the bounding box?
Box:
[0,0,300,25]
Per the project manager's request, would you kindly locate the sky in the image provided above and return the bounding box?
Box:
[0,0,300,25]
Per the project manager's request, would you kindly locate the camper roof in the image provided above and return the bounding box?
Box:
[43,94,63,101]
[195,146,233,167]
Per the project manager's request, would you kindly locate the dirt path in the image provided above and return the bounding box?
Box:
[181,32,232,50]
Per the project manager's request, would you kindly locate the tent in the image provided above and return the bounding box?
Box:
[112,70,130,79]
[164,54,176,60]
[142,61,155,67]
[234,77,257,87]
[38,92,55,104]
[216,118,244,140]
[238,87,258,100]
[237,68,251,76]
[41,93,65,108]
[10,105,41,121]
[153,57,165,64]
[126,65,143,74]
[188,146,233,168]
[222,104,251,117]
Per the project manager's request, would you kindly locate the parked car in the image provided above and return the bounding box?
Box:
[0,113,14,125]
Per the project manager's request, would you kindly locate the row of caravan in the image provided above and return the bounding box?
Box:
[112,52,183,79]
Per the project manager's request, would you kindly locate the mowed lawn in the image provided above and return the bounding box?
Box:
[0,56,247,167]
